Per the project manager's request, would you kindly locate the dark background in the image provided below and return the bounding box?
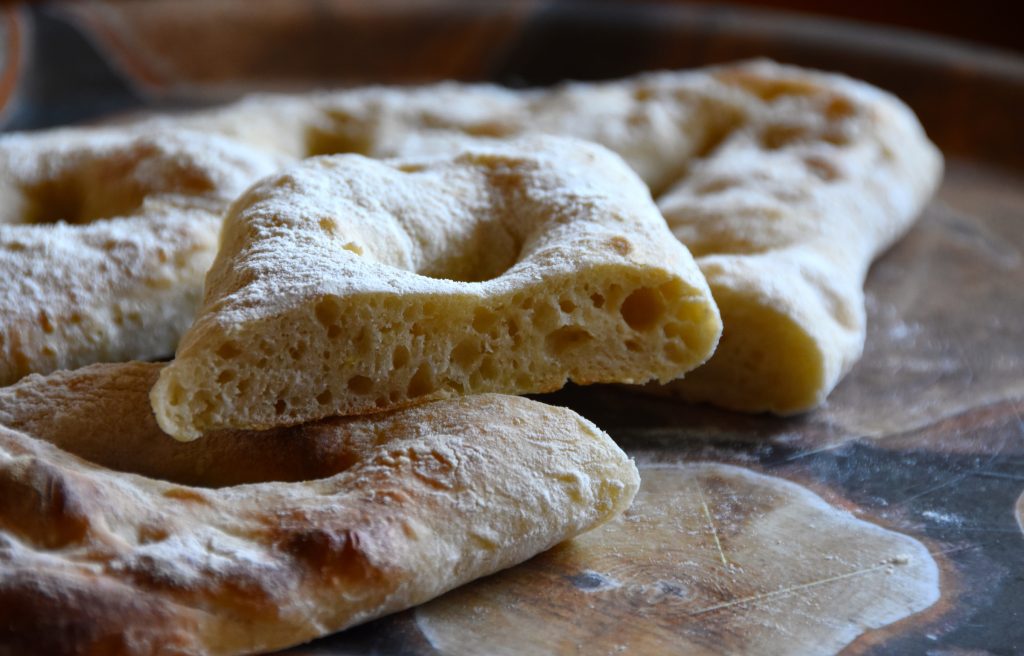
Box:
[608,0,1019,54]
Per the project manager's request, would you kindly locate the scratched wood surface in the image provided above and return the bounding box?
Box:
[3,2,1023,654]
[415,463,939,656]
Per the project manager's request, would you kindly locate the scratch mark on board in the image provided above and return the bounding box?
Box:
[694,479,729,568]
[688,556,910,616]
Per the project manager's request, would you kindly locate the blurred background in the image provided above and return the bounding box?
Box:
[686,0,1018,53]
[3,0,1020,166]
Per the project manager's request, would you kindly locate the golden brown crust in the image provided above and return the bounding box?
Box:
[0,362,639,655]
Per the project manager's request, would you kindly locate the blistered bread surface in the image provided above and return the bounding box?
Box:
[0,361,639,655]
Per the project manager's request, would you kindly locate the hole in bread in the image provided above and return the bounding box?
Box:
[167,382,185,407]
[452,338,480,369]
[546,326,593,355]
[407,363,434,397]
[620,287,665,331]
[274,399,287,415]
[9,141,218,225]
[347,375,373,395]
[479,357,498,380]
[12,178,139,226]
[7,181,81,225]
[392,346,410,369]
[472,307,498,333]
[559,298,576,314]
[590,293,606,309]
[288,342,307,360]
[216,370,236,384]
[315,297,343,329]
[217,341,242,360]
[532,302,559,330]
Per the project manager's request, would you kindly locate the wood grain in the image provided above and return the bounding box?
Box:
[818,161,1024,447]
[546,159,1024,456]
[414,463,939,656]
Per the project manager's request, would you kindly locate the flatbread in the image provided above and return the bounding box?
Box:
[0,361,639,655]
[150,136,720,440]
[0,128,285,385]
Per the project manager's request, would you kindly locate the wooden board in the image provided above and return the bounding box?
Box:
[416,463,938,656]
[3,2,1022,654]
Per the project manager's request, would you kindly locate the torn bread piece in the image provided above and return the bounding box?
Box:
[0,361,639,656]
[151,136,721,440]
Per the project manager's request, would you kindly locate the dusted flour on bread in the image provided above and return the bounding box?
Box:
[148,60,941,414]
[151,136,721,440]
[652,62,942,412]
[0,361,639,656]
[0,129,286,385]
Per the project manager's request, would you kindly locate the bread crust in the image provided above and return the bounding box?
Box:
[141,60,941,413]
[653,62,942,412]
[0,361,639,655]
[151,136,721,440]
[0,129,285,386]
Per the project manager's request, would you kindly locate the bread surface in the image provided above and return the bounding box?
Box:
[0,129,286,386]
[151,136,721,440]
[144,60,941,412]
[653,62,942,411]
[0,361,639,655]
